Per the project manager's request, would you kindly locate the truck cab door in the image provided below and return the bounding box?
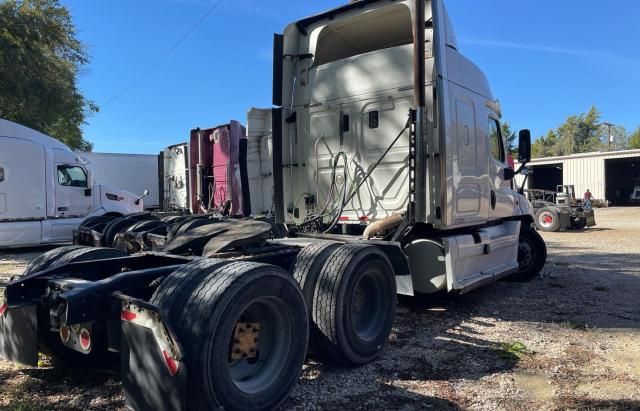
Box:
[432,0,492,227]
[487,117,516,220]
[54,163,93,218]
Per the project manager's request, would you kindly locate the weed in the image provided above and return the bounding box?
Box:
[496,341,530,360]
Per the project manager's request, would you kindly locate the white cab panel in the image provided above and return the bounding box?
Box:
[444,221,520,292]
[162,143,190,211]
[0,137,46,220]
[247,108,274,215]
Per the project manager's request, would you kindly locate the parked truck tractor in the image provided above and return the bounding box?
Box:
[0,119,145,248]
[525,186,596,231]
[0,1,546,410]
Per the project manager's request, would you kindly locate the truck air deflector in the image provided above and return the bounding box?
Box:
[294,0,388,36]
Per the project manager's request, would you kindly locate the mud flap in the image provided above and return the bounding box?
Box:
[585,212,596,227]
[0,304,38,366]
[122,321,186,411]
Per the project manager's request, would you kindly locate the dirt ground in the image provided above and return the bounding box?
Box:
[0,207,639,410]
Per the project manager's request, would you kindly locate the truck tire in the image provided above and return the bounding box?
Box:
[166,218,217,242]
[125,219,165,233]
[312,244,396,365]
[291,242,340,354]
[32,247,126,367]
[23,245,85,275]
[507,226,547,282]
[79,215,116,229]
[571,218,587,230]
[53,246,127,267]
[535,208,561,232]
[151,260,308,411]
[103,215,156,247]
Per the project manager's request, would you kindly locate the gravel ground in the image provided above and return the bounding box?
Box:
[0,207,639,410]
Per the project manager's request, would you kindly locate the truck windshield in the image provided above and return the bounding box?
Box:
[57,165,87,187]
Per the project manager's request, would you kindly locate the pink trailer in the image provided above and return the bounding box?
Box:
[189,121,247,216]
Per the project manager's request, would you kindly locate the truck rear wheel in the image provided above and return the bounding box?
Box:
[23,245,84,275]
[79,215,117,229]
[151,260,308,411]
[571,218,587,230]
[103,214,157,247]
[507,226,547,282]
[291,241,340,354]
[312,244,396,365]
[535,208,561,232]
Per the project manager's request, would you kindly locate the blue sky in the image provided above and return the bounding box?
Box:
[62,0,640,154]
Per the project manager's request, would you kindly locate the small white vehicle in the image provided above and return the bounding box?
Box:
[0,119,144,247]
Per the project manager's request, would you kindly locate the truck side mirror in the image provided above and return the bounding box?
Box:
[85,169,93,196]
[86,169,93,188]
[135,189,150,205]
[503,167,515,180]
[518,129,531,163]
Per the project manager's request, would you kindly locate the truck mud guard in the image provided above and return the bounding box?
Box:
[115,293,186,411]
[0,302,38,366]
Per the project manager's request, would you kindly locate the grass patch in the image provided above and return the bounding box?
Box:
[496,341,530,360]
[5,399,37,411]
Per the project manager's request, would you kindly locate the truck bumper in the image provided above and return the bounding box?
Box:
[0,303,38,366]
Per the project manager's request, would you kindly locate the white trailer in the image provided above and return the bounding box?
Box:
[0,119,144,247]
[78,152,159,209]
[246,108,274,215]
[159,142,190,212]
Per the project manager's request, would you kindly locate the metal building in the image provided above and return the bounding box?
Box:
[515,149,640,206]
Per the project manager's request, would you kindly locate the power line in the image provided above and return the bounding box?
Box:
[101,0,225,108]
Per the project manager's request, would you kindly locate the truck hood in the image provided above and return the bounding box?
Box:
[96,184,144,213]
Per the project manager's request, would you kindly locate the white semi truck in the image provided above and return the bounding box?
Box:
[0,1,546,410]
[0,119,144,247]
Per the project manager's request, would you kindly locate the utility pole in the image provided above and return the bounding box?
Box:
[603,122,614,151]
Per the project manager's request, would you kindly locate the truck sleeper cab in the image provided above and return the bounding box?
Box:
[0,119,143,247]
[273,0,540,294]
[0,1,546,411]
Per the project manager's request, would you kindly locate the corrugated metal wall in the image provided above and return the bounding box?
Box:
[515,149,640,201]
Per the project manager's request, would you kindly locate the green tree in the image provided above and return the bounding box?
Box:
[500,121,517,155]
[0,0,95,151]
[556,105,603,155]
[532,130,559,158]
[629,127,640,149]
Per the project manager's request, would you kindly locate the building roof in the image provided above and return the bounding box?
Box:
[517,149,640,165]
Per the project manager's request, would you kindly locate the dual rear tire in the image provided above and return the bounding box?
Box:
[292,243,396,365]
[151,260,308,411]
